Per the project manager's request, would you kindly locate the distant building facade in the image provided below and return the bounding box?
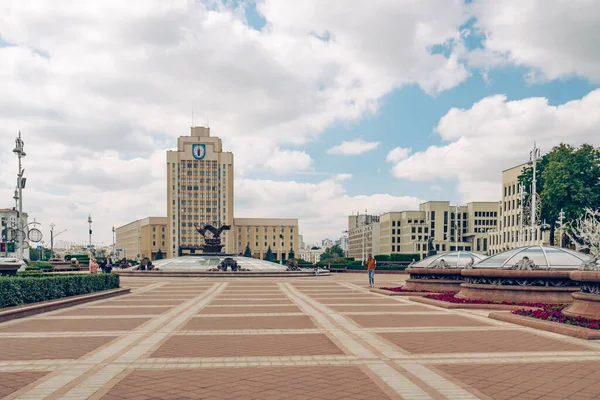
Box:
[298,248,324,263]
[116,217,168,261]
[167,127,234,257]
[347,214,380,261]
[375,201,499,259]
[0,208,29,259]
[233,218,299,260]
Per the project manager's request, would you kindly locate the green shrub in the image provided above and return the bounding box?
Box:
[374,254,390,262]
[0,274,120,308]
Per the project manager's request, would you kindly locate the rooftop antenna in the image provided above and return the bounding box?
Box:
[205,118,209,128]
[192,109,196,127]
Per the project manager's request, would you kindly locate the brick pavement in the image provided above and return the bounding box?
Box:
[2,274,600,399]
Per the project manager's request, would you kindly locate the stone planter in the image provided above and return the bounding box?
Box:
[563,271,600,319]
[458,269,578,304]
[404,267,463,293]
[0,262,22,276]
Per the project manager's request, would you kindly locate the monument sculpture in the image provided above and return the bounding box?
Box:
[194,223,231,254]
[426,237,437,257]
[504,256,544,270]
[431,259,451,269]
[286,258,302,271]
[579,255,600,271]
[464,257,475,269]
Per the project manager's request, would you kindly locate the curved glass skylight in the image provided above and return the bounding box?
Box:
[151,256,292,271]
[413,251,488,268]
[474,246,592,270]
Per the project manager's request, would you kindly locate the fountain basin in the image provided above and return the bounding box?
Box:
[405,267,463,292]
[563,271,600,319]
[457,269,578,304]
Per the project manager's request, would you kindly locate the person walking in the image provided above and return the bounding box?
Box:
[366,253,376,287]
[89,257,99,274]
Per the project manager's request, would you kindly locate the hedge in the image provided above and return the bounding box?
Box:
[0,274,120,308]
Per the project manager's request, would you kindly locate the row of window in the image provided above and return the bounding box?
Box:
[474,211,498,217]
[237,227,295,233]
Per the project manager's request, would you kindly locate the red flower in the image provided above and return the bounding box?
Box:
[511,304,600,330]
[379,287,433,293]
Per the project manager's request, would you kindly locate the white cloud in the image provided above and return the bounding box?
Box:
[390,89,600,202]
[263,149,313,174]
[327,139,380,155]
[333,173,353,181]
[0,0,472,244]
[430,185,444,192]
[235,177,421,242]
[386,147,412,163]
[469,1,600,82]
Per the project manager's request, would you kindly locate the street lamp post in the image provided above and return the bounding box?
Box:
[558,209,565,247]
[112,226,116,256]
[528,142,542,245]
[342,230,348,258]
[49,223,67,259]
[87,215,93,248]
[518,183,527,246]
[12,132,26,264]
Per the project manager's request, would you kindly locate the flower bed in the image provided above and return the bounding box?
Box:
[425,292,550,308]
[380,286,433,293]
[513,305,600,330]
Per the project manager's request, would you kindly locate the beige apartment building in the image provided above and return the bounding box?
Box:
[167,127,234,257]
[377,201,498,259]
[347,214,380,261]
[233,218,299,260]
[489,164,549,254]
[115,217,168,261]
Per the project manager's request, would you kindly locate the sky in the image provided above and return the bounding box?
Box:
[1,0,600,247]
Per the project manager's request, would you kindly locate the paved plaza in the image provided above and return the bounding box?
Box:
[2,274,600,399]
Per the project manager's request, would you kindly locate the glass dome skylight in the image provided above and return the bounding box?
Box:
[413,251,487,268]
[473,246,592,270]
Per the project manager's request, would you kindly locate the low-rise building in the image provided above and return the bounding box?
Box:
[376,201,499,259]
[347,214,380,261]
[115,217,168,261]
[297,248,324,263]
[233,218,299,260]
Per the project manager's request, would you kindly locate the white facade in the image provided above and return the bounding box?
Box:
[298,248,324,263]
[0,208,30,259]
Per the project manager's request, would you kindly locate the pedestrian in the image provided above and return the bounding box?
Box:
[89,257,99,274]
[366,253,376,287]
[106,255,113,271]
[99,260,107,273]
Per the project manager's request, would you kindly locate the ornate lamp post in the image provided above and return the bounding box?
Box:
[558,208,566,248]
[112,226,116,256]
[528,142,542,245]
[12,132,26,264]
[49,223,67,259]
[518,183,527,246]
[362,210,368,266]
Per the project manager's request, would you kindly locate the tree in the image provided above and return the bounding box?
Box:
[519,143,600,246]
[565,208,600,258]
[310,246,320,250]
[319,244,345,261]
[288,247,295,260]
[155,250,164,260]
[264,246,273,261]
[243,243,252,257]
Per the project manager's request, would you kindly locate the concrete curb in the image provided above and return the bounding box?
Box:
[115,271,329,278]
[409,296,542,311]
[489,311,600,340]
[0,287,131,323]
[369,288,438,297]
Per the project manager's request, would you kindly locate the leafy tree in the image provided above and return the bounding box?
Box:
[155,250,164,260]
[264,246,273,261]
[288,247,295,259]
[310,246,320,250]
[319,244,345,261]
[519,143,600,245]
[243,243,252,257]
